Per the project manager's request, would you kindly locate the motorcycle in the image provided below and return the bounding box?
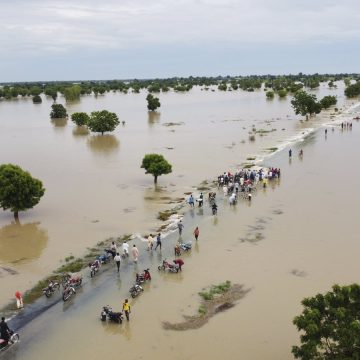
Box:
[158,259,179,273]
[136,269,151,284]
[89,259,101,277]
[101,305,123,324]
[62,273,82,301]
[104,248,116,259]
[42,280,60,298]
[179,242,192,252]
[0,331,20,352]
[212,204,218,215]
[96,251,112,264]
[129,283,143,298]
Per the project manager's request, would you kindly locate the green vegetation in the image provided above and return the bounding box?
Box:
[291,90,321,118]
[267,147,278,152]
[57,258,85,273]
[246,157,256,161]
[292,284,360,359]
[32,95,42,103]
[50,104,67,118]
[88,110,119,135]
[71,112,90,126]
[198,304,207,315]
[146,93,161,111]
[199,281,232,301]
[320,95,337,109]
[266,90,275,99]
[278,89,287,98]
[0,164,45,220]
[141,153,172,184]
[1,73,358,102]
[64,85,81,101]
[345,81,360,98]
[157,209,177,221]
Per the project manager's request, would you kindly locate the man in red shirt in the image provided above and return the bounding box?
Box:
[173,259,184,271]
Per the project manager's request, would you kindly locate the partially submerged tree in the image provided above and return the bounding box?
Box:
[64,85,81,101]
[32,95,42,104]
[291,90,321,118]
[0,164,45,220]
[146,94,161,111]
[292,284,360,360]
[320,95,337,109]
[141,154,172,184]
[88,110,119,135]
[71,112,90,126]
[50,104,67,118]
[266,90,274,99]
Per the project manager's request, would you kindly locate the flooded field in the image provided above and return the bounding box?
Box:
[2,115,360,360]
[1,83,352,308]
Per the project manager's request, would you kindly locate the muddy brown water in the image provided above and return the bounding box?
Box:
[0,83,359,358]
[2,120,360,360]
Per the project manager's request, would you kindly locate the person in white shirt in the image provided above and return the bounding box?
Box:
[147,234,154,251]
[122,241,129,257]
[131,245,139,263]
[114,253,121,272]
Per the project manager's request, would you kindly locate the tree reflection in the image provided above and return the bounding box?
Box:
[87,134,120,156]
[148,111,161,127]
[72,126,90,137]
[51,118,67,128]
[0,221,48,263]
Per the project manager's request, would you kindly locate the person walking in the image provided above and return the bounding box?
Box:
[154,233,162,251]
[15,291,23,309]
[193,226,199,241]
[188,194,195,207]
[178,221,184,236]
[131,244,139,263]
[147,234,154,251]
[114,252,121,272]
[0,317,10,342]
[122,299,131,321]
[122,241,129,257]
[289,149,292,158]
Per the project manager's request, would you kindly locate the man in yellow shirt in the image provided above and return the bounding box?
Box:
[122,299,131,321]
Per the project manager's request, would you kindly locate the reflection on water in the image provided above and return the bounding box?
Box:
[87,134,120,156]
[0,221,48,263]
[72,126,90,137]
[148,111,161,126]
[51,118,67,128]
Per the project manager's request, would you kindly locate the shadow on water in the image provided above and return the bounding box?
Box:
[72,126,90,137]
[0,221,48,264]
[86,134,120,156]
[50,118,67,128]
[148,111,161,127]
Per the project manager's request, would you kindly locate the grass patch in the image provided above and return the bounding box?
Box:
[65,255,75,262]
[198,304,207,315]
[266,147,278,152]
[199,281,232,301]
[242,163,253,169]
[157,209,177,221]
[56,258,85,273]
[246,157,256,161]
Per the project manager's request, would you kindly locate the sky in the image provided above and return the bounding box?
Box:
[1,0,359,82]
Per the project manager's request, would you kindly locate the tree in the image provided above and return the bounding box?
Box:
[50,104,67,118]
[278,89,287,98]
[88,110,119,135]
[291,90,321,118]
[266,91,275,99]
[141,154,172,184]
[345,82,360,98]
[146,94,161,111]
[64,85,81,101]
[32,95,42,104]
[0,164,45,220]
[292,284,360,360]
[320,95,337,109]
[71,112,90,126]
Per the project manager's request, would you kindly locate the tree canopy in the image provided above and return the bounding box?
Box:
[0,164,45,220]
[320,95,337,109]
[50,104,67,118]
[292,284,360,360]
[64,85,81,101]
[71,112,90,126]
[88,110,119,135]
[141,154,172,184]
[345,82,360,98]
[291,90,321,117]
[146,94,161,111]
[32,95,42,104]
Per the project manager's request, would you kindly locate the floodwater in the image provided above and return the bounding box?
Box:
[2,113,360,360]
[0,81,359,358]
